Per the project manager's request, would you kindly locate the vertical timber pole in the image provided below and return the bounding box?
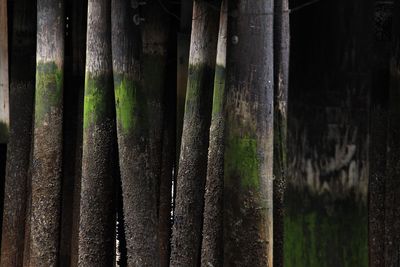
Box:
[223,0,274,266]
[30,0,64,265]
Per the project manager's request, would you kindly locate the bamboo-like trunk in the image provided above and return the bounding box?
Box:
[0,0,36,265]
[29,0,65,264]
[170,1,220,266]
[273,0,289,266]
[200,1,227,266]
[111,0,158,265]
[223,0,274,266]
[78,0,116,265]
[0,0,9,143]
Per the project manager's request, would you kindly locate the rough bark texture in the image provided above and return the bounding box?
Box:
[111,0,158,265]
[23,136,34,266]
[170,1,220,266]
[60,0,87,265]
[273,0,289,266]
[23,146,33,267]
[285,0,371,266]
[200,1,226,266]
[0,0,9,143]
[141,1,171,265]
[78,0,116,265]
[223,0,274,266]
[29,0,64,265]
[22,168,33,266]
[0,0,36,265]
[116,177,127,267]
[386,2,400,266]
[175,2,192,233]
[369,2,391,266]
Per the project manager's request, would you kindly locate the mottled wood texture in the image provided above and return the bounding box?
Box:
[223,0,274,266]
[30,0,65,265]
[200,1,226,266]
[286,0,372,266]
[170,1,220,266]
[78,0,117,265]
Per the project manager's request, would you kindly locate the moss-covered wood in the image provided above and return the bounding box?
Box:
[273,0,290,266]
[0,0,9,144]
[223,0,274,266]
[170,1,220,266]
[0,0,36,265]
[284,187,368,267]
[78,0,117,265]
[111,0,159,265]
[200,1,226,266]
[29,0,64,265]
[286,0,371,265]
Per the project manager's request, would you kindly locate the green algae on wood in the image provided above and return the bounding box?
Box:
[83,73,114,130]
[225,135,260,189]
[78,0,116,265]
[183,64,215,116]
[113,74,141,135]
[200,2,227,264]
[112,0,163,264]
[30,0,65,264]
[170,1,220,266]
[284,187,368,267]
[34,62,63,125]
[223,0,274,265]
